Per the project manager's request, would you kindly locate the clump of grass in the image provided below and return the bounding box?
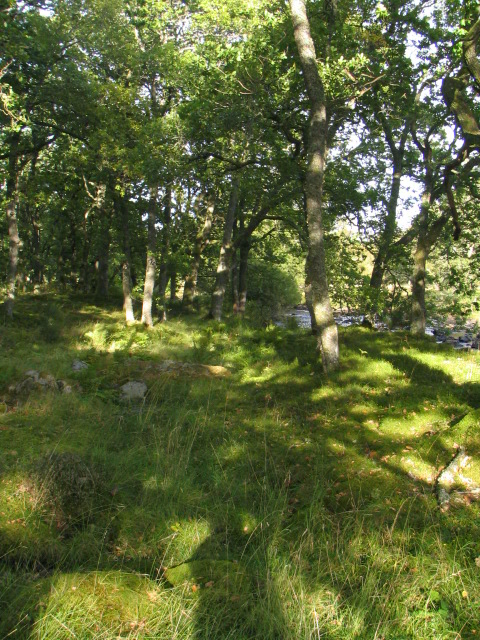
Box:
[1,293,480,639]
[31,452,105,530]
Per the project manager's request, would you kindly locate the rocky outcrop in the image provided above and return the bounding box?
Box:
[435,411,480,510]
[9,370,74,397]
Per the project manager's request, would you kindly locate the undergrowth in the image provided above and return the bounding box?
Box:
[0,293,479,639]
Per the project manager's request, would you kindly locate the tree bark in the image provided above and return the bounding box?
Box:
[141,186,158,326]
[231,250,239,313]
[25,153,43,284]
[115,192,135,323]
[236,240,250,316]
[5,135,20,318]
[94,185,110,299]
[209,179,240,321]
[80,207,91,293]
[6,186,20,318]
[183,195,214,308]
[169,270,177,302]
[410,136,434,335]
[370,149,405,287]
[289,0,339,372]
[411,196,429,335]
[157,186,171,322]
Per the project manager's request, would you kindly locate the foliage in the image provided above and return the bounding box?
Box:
[246,258,302,322]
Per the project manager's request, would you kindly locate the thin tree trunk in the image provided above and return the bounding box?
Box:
[80,208,90,293]
[95,247,110,298]
[411,201,449,335]
[141,187,158,326]
[6,185,20,318]
[289,0,339,372]
[231,217,239,311]
[411,155,431,335]
[232,249,239,313]
[236,240,250,316]
[209,179,240,321]
[411,221,428,335]
[157,186,171,321]
[116,192,135,323]
[26,153,43,284]
[169,270,177,302]
[370,150,404,288]
[410,130,434,335]
[183,195,214,308]
[5,136,20,318]
[95,230,110,298]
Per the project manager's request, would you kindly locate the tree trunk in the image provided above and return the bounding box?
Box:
[209,179,240,321]
[370,150,404,288]
[95,227,110,298]
[141,187,158,326]
[80,207,91,293]
[410,132,435,336]
[157,186,171,322]
[169,270,177,302]
[235,240,250,316]
[183,195,214,308]
[25,153,43,284]
[410,200,449,335]
[5,137,20,318]
[232,249,239,313]
[6,188,20,318]
[411,222,428,335]
[289,0,339,372]
[116,192,135,323]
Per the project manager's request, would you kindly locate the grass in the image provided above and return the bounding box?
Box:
[0,293,479,639]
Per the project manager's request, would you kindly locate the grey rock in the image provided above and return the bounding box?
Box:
[25,370,40,381]
[57,380,73,394]
[37,374,57,389]
[15,377,36,394]
[120,380,147,401]
[72,360,89,371]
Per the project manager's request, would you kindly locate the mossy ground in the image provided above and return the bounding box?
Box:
[1,294,480,639]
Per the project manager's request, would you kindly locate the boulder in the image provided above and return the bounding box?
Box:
[120,380,147,401]
[72,360,89,372]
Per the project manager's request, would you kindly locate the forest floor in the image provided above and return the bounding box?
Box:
[1,293,480,640]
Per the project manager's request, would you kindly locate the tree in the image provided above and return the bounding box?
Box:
[288,0,339,372]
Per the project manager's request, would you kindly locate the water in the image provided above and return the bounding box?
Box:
[279,308,479,350]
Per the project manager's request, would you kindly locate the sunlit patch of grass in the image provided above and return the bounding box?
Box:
[1,294,480,639]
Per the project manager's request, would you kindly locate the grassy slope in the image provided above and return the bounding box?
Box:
[0,294,479,639]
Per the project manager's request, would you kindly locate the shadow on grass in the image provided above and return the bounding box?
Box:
[0,298,479,638]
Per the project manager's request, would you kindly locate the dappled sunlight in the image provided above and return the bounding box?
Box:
[1,296,480,638]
